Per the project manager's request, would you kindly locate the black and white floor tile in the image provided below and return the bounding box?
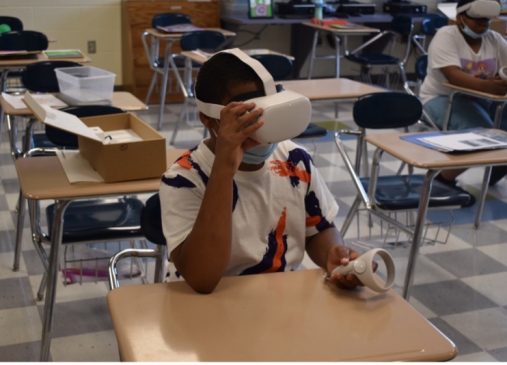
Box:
[1,101,507,361]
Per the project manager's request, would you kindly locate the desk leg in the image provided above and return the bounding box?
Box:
[13,190,25,271]
[6,114,21,159]
[40,200,70,362]
[334,34,341,78]
[307,29,319,80]
[403,169,439,300]
[442,92,456,131]
[474,102,507,228]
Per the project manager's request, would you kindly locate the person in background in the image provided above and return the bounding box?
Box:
[159,49,362,293]
[420,0,507,186]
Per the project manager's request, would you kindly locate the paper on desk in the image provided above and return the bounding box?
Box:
[56,150,104,183]
[1,92,67,110]
[420,132,507,152]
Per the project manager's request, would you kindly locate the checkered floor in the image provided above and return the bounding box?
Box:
[1,101,507,361]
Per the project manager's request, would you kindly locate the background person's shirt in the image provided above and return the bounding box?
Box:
[159,140,338,277]
[420,25,507,104]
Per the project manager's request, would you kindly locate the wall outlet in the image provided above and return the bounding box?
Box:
[87,40,96,54]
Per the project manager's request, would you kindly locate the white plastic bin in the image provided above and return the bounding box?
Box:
[55,66,116,104]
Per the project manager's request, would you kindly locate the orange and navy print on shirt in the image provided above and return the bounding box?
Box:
[161,147,239,209]
[270,147,312,188]
[241,208,288,275]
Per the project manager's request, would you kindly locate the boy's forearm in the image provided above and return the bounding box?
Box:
[305,226,345,270]
[172,162,236,293]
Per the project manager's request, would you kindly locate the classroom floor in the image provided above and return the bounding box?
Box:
[1,100,507,361]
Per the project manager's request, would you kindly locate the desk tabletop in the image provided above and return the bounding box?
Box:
[444,82,507,101]
[0,52,90,68]
[281,78,385,101]
[0,91,147,116]
[366,131,507,169]
[303,21,380,34]
[145,27,236,39]
[15,149,184,200]
[107,269,456,361]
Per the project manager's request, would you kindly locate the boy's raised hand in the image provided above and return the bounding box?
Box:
[214,101,264,171]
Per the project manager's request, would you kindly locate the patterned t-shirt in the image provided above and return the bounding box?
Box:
[159,140,339,277]
[420,25,507,104]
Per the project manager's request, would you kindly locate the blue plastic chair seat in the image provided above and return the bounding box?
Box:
[360,175,475,210]
[46,198,144,244]
[345,53,399,65]
[295,123,328,139]
[31,133,58,149]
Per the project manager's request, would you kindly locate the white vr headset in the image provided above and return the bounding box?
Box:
[195,48,311,145]
[457,0,500,19]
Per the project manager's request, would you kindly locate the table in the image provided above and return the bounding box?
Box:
[15,149,185,361]
[107,268,457,361]
[221,13,393,78]
[0,91,148,159]
[0,51,91,92]
[442,82,507,228]
[143,27,236,130]
[302,21,379,79]
[364,131,507,299]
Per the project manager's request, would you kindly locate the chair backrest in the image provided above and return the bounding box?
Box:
[391,15,414,37]
[0,30,48,51]
[179,30,226,52]
[45,105,124,148]
[152,13,191,27]
[251,53,294,81]
[421,14,448,36]
[21,60,81,92]
[0,16,23,31]
[140,193,166,246]
[415,54,428,82]
[353,92,422,129]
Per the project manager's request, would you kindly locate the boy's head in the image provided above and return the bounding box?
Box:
[195,52,265,106]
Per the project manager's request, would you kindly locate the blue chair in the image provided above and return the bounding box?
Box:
[0,30,48,51]
[250,53,294,81]
[0,16,23,31]
[109,193,167,289]
[142,13,192,130]
[169,30,227,143]
[345,16,415,88]
[335,92,474,242]
[412,14,448,55]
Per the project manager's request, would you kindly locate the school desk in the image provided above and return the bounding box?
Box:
[106,268,457,361]
[302,21,380,79]
[364,131,507,299]
[0,91,148,159]
[14,149,185,361]
[442,82,507,229]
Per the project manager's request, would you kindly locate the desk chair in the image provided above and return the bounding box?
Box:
[169,30,226,143]
[0,30,48,51]
[250,53,294,81]
[412,14,447,56]
[335,92,474,246]
[142,13,192,131]
[17,60,81,153]
[345,16,414,89]
[13,105,146,300]
[0,16,23,31]
[109,193,167,289]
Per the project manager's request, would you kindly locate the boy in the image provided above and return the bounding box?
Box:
[159,49,361,293]
[420,0,507,185]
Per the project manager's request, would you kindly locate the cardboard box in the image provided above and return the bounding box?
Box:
[24,92,167,182]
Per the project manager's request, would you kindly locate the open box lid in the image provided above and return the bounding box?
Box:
[24,92,103,143]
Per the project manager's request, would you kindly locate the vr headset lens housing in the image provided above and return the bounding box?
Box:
[195,48,311,145]
[457,0,500,19]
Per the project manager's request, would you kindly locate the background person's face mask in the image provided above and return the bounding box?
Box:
[461,23,488,38]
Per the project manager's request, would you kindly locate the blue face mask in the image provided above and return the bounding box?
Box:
[242,143,277,165]
[461,23,487,39]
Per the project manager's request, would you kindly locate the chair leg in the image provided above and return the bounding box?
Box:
[474,166,492,229]
[157,68,170,131]
[169,101,187,145]
[154,244,167,283]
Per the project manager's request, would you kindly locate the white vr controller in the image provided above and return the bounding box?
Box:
[331,248,395,293]
[499,66,507,81]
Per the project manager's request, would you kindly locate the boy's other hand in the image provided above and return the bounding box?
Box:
[326,245,363,290]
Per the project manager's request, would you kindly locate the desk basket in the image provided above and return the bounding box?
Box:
[55,66,115,104]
